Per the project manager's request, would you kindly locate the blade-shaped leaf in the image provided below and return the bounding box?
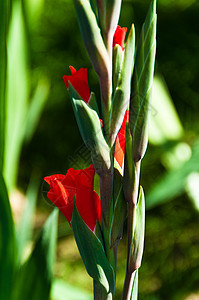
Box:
[130,0,157,162]
[51,278,93,300]
[3,0,29,190]
[0,172,16,300]
[16,178,38,265]
[147,138,199,209]
[71,201,115,297]
[24,75,50,143]
[0,0,10,171]
[12,209,58,300]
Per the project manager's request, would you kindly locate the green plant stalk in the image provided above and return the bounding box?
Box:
[98,146,118,297]
[122,161,141,300]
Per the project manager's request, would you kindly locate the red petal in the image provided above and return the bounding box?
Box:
[69,65,77,75]
[44,174,65,185]
[44,165,101,231]
[63,67,90,103]
[114,111,129,173]
[113,25,127,50]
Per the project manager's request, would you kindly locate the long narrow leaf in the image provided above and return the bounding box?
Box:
[12,209,58,300]
[71,202,115,297]
[4,0,29,190]
[0,172,16,300]
[16,178,38,265]
[0,0,10,171]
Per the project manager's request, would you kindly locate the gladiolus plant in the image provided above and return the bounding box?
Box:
[45,0,157,299]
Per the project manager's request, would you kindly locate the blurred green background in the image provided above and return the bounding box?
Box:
[1,0,199,299]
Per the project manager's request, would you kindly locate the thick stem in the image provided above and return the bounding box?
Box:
[121,271,136,300]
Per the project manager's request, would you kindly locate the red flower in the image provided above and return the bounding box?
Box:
[63,66,90,103]
[113,25,127,50]
[44,165,101,231]
[114,111,129,174]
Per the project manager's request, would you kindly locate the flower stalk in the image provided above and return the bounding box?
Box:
[44,0,156,299]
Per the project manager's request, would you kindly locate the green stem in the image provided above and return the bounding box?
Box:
[100,171,116,271]
[122,161,141,299]
[121,270,136,300]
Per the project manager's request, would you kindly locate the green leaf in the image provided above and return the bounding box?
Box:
[129,187,145,271]
[110,24,135,146]
[69,84,111,175]
[130,0,157,162]
[0,172,16,300]
[71,201,115,297]
[51,278,93,300]
[0,0,10,171]
[131,270,138,300]
[16,178,38,265]
[12,209,58,300]
[3,0,29,190]
[24,75,50,143]
[147,138,199,209]
[149,76,183,145]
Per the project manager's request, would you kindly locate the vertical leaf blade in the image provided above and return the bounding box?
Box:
[12,209,58,300]
[16,178,38,265]
[4,0,29,190]
[0,0,10,171]
[0,172,16,300]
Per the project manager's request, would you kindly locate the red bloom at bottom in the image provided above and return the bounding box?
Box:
[44,165,101,231]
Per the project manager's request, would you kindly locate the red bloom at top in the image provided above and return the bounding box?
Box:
[44,165,101,231]
[63,66,90,103]
[113,25,127,50]
[114,110,129,174]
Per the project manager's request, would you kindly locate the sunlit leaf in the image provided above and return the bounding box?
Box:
[12,209,58,300]
[4,0,29,190]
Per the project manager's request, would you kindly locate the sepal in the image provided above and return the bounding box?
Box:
[113,44,124,90]
[69,83,111,175]
[110,169,127,249]
[123,123,136,204]
[88,92,100,115]
[71,200,115,297]
[129,0,157,162]
[129,187,145,272]
[110,25,135,146]
[73,0,110,79]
